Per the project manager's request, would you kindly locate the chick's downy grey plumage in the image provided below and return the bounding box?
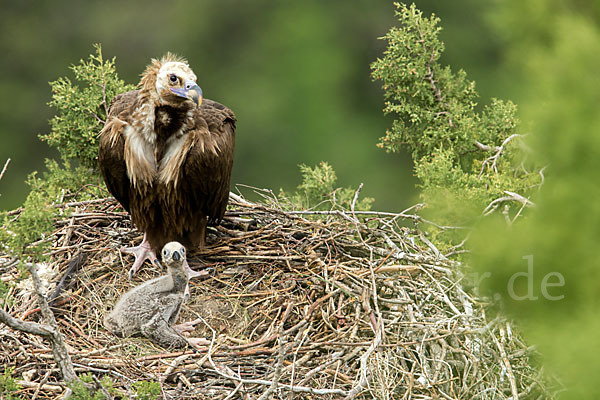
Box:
[104,242,191,348]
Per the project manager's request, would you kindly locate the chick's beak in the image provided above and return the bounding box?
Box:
[170,81,203,107]
[172,250,181,262]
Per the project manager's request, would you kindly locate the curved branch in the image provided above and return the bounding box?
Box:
[476,134,524,178]
[0,308,55,337]
[0,264,80,385]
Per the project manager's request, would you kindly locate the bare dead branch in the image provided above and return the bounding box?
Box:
[483,190,535,217]
[0,308,55,337]
[0,158,10,183]
[28,263,79,384]
[476,134,524,178]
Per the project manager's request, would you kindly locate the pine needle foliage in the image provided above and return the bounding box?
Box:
[0,159,104,261]
[1,45,129,262]
[371,3,542,227]
[40,44,134,168]
[0,367,22,400]
[278,162,374,211]
[132,380,161,400]
[68,373,117,400]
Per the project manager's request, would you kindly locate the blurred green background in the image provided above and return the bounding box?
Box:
[0,0,514,212]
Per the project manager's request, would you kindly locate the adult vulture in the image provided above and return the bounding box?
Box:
[99,54,235,277]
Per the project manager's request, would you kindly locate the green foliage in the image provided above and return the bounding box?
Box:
[371,3,471,158]
[40,44,134,169]
[0,281,8,303]
[278,162,373,211]
[133,380,161,400]
[0,367,21,399]
[67,374,159,399]
[1,45,125,261]
[68,373,117,400]
[0,159,103,261]
[0,367,22,400]
[473,3,600,398]
[371,3,541,226]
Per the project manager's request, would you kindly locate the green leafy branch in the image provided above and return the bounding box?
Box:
[1,45,130,262]
[278,162,374,212]
[40,44,133,168]
[40,44,134,168]
[371,3,542,228]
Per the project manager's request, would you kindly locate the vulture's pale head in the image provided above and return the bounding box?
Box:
[141,54,203,108]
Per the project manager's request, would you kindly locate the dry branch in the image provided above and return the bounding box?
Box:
[0,264,79,388]
[476,133,524,178]
[0,158,10,183]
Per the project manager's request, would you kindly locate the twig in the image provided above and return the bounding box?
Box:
[31,369,53,400]
[344,318,383,399]
[490,328,519,400]
[92,374,113,400]
[350,183,363,216]
[538,165,547,190]
[344,262,384,399]
[160,354,191,383]
[0,309,55,337]
[257,304,292,400]
[483,190,535,217]
[223,382,244,400]
[198,315,349,396]
[0,189,552,398]
[476,134,523,177]
[85,109,106,125]
[48,252,87,306]
[0,158,10,183]
[0,267,79,385]
[416,27,453,128]
[29,263,80,384]
[16,380,64,392]
[96,45,109,120]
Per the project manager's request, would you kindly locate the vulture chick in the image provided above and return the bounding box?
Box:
[99,53,235,277]
[104,242,208,349]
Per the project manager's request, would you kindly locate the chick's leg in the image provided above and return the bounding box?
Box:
[184,259,207,279]
[141,314,209,350]
[141,314,188,349]
[183,259,212,302]
[173,318,202,336]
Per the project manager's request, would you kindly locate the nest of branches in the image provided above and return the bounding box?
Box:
[0,191,550,399]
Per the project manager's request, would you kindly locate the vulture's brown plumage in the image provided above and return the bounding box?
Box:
[98,54,235,276]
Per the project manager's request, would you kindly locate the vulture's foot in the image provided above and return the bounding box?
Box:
[121,234,159,279]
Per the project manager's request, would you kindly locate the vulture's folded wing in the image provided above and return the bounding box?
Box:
[181,99,236,224]
[98,90,139,213]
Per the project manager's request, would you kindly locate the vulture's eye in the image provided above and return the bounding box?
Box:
[163,249,170,257]
[169,74,178,84]
[181,248,186,255]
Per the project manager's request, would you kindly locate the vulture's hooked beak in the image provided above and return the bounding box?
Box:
[170,81,203,107]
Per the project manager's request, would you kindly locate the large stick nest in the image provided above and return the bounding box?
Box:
[0,191,550,399]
